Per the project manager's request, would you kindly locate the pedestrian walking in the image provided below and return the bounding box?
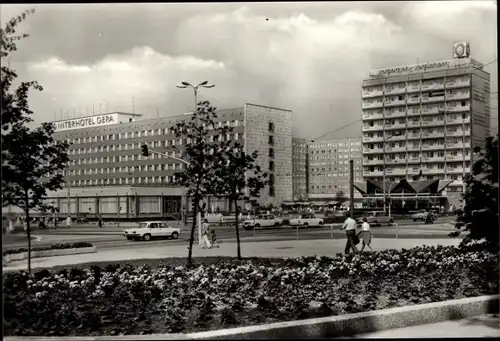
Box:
[341,215,358,254]
[201,223,212,249]
[358,217,372,252]
[66,216,72,229]
[210,227,219,248]
[98,214,103,228]
[38,217,47,230]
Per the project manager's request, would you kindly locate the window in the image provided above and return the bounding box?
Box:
[268,122,275,132]
[269,135,274,144]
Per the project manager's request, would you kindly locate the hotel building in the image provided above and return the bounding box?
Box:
[307,137,363,201]
[361,42,491,207]
[292,137,308,201]
[5,104,292,219]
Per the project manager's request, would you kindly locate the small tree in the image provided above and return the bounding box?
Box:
[1,9,70,273]
[2,124,70,274]
[172,101,232,266]
[450,135,499,250]
[213,146,268,260]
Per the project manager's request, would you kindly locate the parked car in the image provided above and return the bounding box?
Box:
[289,213,324,228]
[123,221,180,241]
[357,211,394,227]
[243,214,283,230]
[412,211,430,222]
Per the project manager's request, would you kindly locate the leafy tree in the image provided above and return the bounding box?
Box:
[172,101,232,266]
[1,10,71,273]
[450,134,499,250]
[213,146,268,260]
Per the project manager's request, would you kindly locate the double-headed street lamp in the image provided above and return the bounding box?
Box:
[176,81,215,113]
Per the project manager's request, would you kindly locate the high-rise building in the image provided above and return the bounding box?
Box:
[9,104,292,219]
[292,137,308,200]
[307,137,363,200]
[361,42,491,207]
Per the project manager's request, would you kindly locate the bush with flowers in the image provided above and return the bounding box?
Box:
[3,243,498,336]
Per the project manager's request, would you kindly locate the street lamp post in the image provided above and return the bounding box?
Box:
[176,81,215,244]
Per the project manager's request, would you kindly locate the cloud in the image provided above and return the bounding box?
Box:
[7,3,497,138]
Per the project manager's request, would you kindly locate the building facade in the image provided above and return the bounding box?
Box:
[7,104,293,218]
[307,137,363,201]
[292,137,308,201]
[361,44,491,207]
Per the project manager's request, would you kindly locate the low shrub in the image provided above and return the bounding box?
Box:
[3,242,93,256]
[3,244,498,336]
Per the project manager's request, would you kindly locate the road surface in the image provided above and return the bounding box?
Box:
[3,222,459,252]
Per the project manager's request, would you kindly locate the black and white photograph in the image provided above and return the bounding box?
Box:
[1,1,499,339]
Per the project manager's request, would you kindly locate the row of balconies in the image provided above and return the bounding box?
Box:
[362,79,471,98]
[362,118,470,132]
[362,97,470,110]
[363,167,469,177]
[362,143,470,154]
[363,154,469,165]
[363,106,470,120]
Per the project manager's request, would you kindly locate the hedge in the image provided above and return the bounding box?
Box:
[3,242,93,256]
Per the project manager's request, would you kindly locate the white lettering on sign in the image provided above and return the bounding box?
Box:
[52,114,118,132]
[369,58,481,77]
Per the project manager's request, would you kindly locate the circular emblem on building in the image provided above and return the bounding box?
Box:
[453,42,470,59]
[455,43,465,57]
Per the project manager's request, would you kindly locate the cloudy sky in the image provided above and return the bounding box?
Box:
[1,1,498,138]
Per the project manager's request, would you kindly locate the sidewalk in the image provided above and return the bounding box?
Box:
[2,238,461,271]
[351,314,500,338]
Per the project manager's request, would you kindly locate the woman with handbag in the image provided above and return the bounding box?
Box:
[358,217,372,252]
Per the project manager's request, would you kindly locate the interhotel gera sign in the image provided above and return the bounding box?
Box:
[52,113,119,132]
[369,58,482,77]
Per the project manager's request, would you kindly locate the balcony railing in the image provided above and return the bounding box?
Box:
[421,96,445,103]
[407,121,422,128]
[446,93,470,100]
[421,107,440,115]
[363,171,384,177]
[384,99,407,107]
[422,132,445,139]
[407,97,421,104]
[363,148,384,154]
[446,130,465,137]
[363,136,384,143]
[421,83,444,91]
[447,168,466,174]
[384,111,406,118]
[445,155,465,162]
[362,102,384,109]
[407,85,421,93]
[422,156,445,162]
[446,118,464,125]
[407,133,421,139]
[362,90,384,98]
[384,87,406,95]
[362,113,384,120]
[363,159,383,166]
[446,142,465,149]
[445,80,470,88]
[422,144,445,150]
[422,119,445,127]
[362,125,384,132]
[407,157,421,163]
[385,123,407,130]
[445,105,470,112]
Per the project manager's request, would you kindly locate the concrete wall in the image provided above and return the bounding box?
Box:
[470,70,492,157]
[244,104,293,207]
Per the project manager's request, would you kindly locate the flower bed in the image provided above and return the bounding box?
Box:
[3,242,93,256]
[3,244,498,336]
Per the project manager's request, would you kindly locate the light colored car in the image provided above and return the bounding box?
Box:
[412,211,430,221]
[123,221,180,241]
[243,214,283,230]
[357,211,394,227]
[289,213,324,228]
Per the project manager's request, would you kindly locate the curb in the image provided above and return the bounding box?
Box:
[3,295,498,340]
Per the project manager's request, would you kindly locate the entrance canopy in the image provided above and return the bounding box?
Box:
[353,179,454,196]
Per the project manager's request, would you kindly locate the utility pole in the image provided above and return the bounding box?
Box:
[349,159,354,218]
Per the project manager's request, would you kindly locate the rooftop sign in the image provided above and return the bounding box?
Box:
[52,113,119,132]
[369,58,483,78]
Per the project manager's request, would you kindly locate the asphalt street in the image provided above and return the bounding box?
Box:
[3,221,458,252]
